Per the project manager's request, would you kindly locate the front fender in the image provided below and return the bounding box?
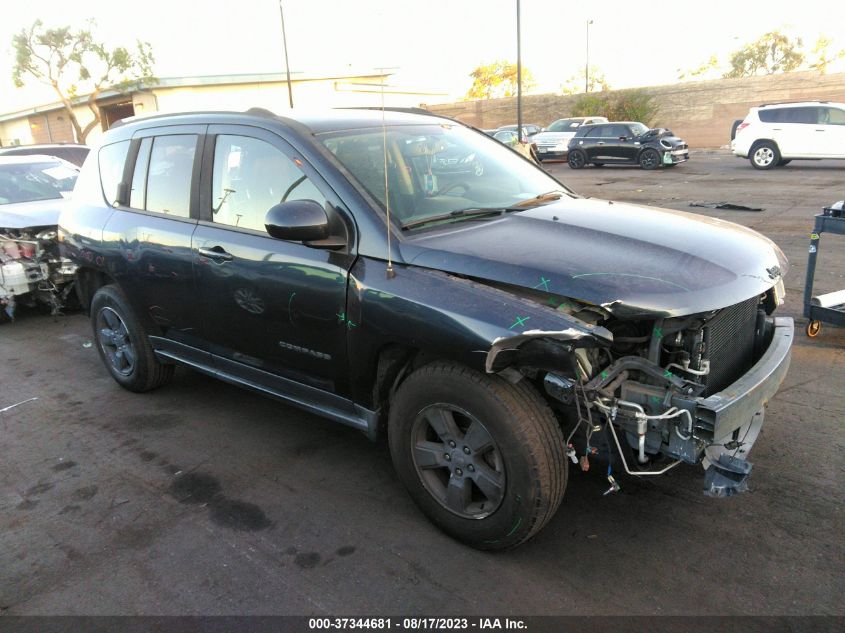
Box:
[346,258,611,405]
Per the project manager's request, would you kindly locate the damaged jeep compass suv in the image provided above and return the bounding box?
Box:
[60,109,793,550]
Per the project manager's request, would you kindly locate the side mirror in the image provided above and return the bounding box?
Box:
[264,200,329,242]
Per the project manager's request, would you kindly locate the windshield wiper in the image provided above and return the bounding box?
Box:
[506,190,569,209]
[400,208,503,231]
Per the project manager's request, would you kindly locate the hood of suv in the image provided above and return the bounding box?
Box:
[402,197,786,318]
[0,198,66,230]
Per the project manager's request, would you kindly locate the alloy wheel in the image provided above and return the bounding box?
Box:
[96,307,136,376]
[410,404,506,519]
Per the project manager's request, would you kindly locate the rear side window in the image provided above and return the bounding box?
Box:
[584,126,604,137]
[759,107,818,124]
[131,135,197,217]
[98,140,130,206]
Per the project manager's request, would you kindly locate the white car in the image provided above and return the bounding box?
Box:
[533,116,608,161]
[732,101,845,169]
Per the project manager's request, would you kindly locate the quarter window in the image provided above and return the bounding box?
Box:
[820,107,845,125]
[142,135,197,217]
[98,140,130,206]
[211,135,326,232]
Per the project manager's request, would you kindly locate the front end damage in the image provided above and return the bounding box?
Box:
[487,286,793,497]
[1,226,77,320]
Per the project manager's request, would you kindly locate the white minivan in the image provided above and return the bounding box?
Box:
[732,101,845,169]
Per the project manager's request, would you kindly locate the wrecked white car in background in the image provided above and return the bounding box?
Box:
[0,155,79,320]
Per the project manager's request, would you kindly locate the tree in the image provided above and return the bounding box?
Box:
[723,31,805,78]
[677,55,719,81]
[464,60,534,100]
[571,89,659,126]
[808,36,845,74]
[560,66,609,95]
[13,20,155,143]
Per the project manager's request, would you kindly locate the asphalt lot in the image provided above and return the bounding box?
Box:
[1,150,843,617]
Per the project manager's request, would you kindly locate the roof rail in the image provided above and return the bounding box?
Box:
[759,100,828,107]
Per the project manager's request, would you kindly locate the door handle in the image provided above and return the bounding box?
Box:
[597,141,605,145]
[815,129,825,132]
[198,246,233,262]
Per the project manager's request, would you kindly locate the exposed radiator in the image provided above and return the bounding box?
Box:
[704,296,761,395]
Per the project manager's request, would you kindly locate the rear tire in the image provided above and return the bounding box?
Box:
[90,285,174,392]
[750,141,780,170]
[568,149,586,169]
[388,362,567,550]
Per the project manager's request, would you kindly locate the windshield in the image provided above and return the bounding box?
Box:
[320,124,570,229]
[0,160,78,205]
[547,119,584,132]
[629,122,650,136]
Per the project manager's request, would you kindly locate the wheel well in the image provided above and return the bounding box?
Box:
[370,344,450,429]
[750,138,778,151]
[74,267,114,314]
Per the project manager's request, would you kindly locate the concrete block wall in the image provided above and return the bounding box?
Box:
[425,71,845,149]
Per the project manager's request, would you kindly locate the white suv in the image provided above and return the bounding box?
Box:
[732,101,845,169]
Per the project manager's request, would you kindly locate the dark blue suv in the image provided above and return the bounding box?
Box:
[60,108,792,549]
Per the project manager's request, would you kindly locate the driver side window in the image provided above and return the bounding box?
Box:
[211,135,326,231]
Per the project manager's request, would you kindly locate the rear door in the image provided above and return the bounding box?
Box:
[102,125,206,355]
[191,124,356,396]
[764,107,817,156]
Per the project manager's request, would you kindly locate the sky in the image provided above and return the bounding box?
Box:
[1,0,844,113]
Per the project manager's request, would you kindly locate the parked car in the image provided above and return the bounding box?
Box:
[60,109,792,549]
[731,101,845,169]
[0,155,79,320]
[495,123,543,140]
[492,130,540,163]
[532,116,608,161]
[568,122,689,169]
[0,143,90,167]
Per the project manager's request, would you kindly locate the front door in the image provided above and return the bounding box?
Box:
[191,125,356,397]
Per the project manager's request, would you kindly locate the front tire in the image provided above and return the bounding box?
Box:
[568,149,586,169]
[639,148,660,170]
[90,285,174,392]
[388,362,567,550]
[750,141,780,170]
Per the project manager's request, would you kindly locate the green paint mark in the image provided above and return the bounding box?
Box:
[337,311,358,329]
[650,396,661,404]
[653,327,663,338]
[663,370,673,379]
[509,315,530,330]
[506,516,523,537]
[534,276,551,291]
[287,292,297,324]
[600,371,609,380]
[571,272,691,292]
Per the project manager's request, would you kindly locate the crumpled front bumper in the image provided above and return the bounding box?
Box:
[697,317,793,447]
[697,317,793,496]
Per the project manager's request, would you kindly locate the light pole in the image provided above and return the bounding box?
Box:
[278,1,294,108]
[585,19,593,93]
